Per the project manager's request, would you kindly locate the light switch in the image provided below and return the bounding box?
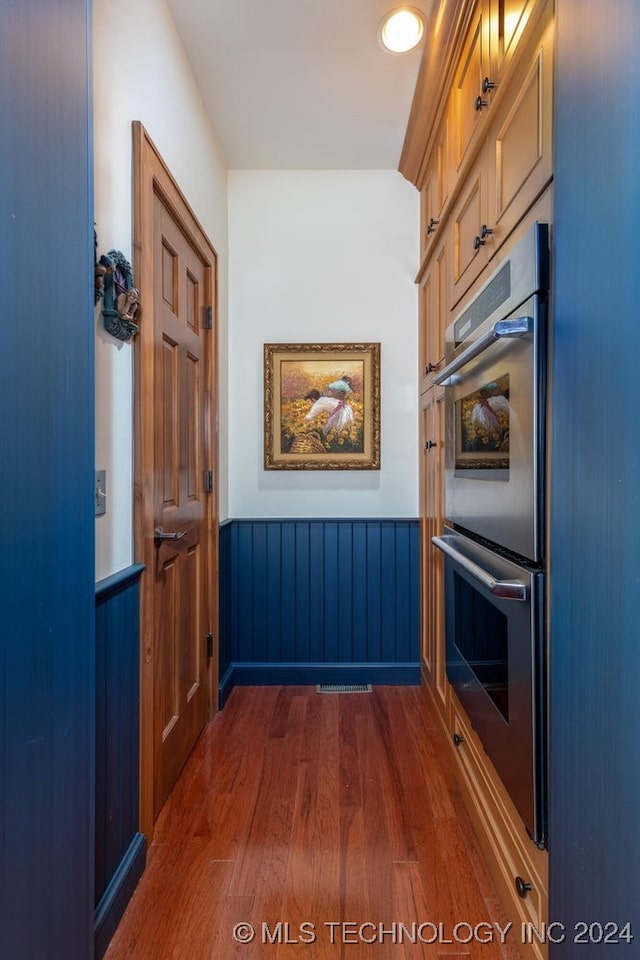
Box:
[95,470,106,516]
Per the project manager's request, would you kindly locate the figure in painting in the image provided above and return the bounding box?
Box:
[303,375,355,436]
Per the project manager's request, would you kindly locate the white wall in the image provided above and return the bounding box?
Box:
[93,0,229,581]
[228,170,419,519]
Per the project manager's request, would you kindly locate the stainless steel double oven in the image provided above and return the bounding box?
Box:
[433,222,549,846]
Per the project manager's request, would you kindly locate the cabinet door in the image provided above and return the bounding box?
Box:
[452,0,491,176]
[421,388,448,718]
[450,147,491,307]
[420,116,451,260]
[490,0,540,80]
[486,0,553,254]
[419,266,434,394]
[419,230,450,392]
[420,393,435,676]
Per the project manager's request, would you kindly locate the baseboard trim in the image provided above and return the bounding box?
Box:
[94,832,146,959]
[218,662,235,709]
[220,662,420,699]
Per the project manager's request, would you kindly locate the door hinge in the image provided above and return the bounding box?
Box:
[204,305,213,329]
[206,633,214,659]
[205,469,214,494]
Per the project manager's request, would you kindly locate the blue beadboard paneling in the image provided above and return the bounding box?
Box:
[219,519,420,699]
[95,566,146,958]
[0,3,94,958]
[219,522,233,688]
[550,0,640,946]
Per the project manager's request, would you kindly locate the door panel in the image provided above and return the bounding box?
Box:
[134,123,219,840]
[152,192,210,819]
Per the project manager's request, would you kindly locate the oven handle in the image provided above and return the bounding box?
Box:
[432,535,528,601]
[434,316,532,386]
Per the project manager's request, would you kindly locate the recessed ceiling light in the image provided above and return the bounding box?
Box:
[378,7,425,54]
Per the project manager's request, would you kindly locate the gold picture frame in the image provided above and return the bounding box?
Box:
[264,342,381,470]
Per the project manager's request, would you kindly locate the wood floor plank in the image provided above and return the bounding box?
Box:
[105,686,523,960]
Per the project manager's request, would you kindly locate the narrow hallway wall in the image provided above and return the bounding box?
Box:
[93,0,230,580]
[228,170,419,520]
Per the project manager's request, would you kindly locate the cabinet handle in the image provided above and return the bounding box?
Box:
[515,876,533,899]
[473,225,494,249]
[424,361,439,374]
[474,95,488,111]
[453,733,464,746]
[425,440,437,451]
[426,217,440,235]
[482,76,497,94]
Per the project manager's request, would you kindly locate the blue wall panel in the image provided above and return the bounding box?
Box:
[219,521,233,687]
[219,519,420,700]
[550,0,640,949]
[0,2,94,957]
[94,566,146,958]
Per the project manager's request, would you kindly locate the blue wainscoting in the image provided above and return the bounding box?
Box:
[95,565,146,959]
[219,519,420,703]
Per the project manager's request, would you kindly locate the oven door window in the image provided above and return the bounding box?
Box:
[453,570,509,721]
[454,372,510,480]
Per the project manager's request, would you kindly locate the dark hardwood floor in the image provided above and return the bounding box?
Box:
[105,685,523,959]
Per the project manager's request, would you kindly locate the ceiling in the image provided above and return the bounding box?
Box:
[165,0,434,170]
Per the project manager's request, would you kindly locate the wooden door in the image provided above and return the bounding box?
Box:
[152,195,210,818]
[133,123,218,837]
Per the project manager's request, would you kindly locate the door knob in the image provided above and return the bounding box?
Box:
[154,527,187,542]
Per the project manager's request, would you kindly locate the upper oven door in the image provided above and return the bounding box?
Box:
[437,303,546,562]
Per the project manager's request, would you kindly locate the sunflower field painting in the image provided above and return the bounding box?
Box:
[455,373,510,471]
[264,343,381,470]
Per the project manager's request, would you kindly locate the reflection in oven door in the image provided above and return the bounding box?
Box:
[433,526,546,846]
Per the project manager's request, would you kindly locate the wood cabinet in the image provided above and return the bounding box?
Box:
[419,227,449,392]
[486,0,554,251]
[403,0,553,954]
[451,1,492,176]
[450,146,491,305]
[420,387,448,719]
[450,0,553,306]
[420,116,451,259]
[451,697,549,960]
[489,0,540,80]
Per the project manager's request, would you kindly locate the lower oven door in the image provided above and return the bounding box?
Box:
[433,526,545,846]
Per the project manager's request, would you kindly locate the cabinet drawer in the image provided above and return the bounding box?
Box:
[450,700,549,960]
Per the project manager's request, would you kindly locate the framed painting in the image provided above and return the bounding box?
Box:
[264,342,381,470]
